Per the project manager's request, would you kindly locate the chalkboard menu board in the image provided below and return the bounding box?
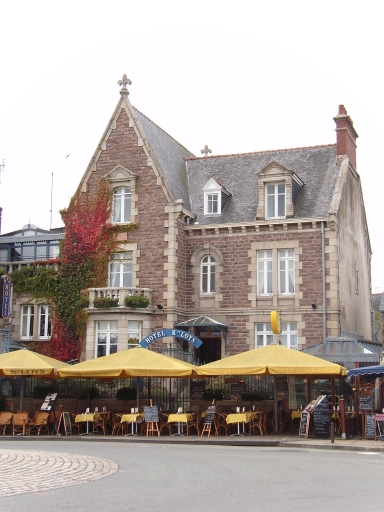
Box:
[144,406,159,422]
[40,393,58,411]
[230,382,245,400]
[190,381,205,400]
[204,405,216,425]
[364,413,376,439]
[56,411,72,436]
[299,411,310,438]
[359,395,373,411]
[276,375,288,400]
[313,395,329,439]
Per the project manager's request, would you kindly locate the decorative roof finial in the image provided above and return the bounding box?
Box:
[118,74,132,96]
[201,145,212,156]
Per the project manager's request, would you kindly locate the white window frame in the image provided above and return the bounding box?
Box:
[109,252,133,287]
[257,250,273,296]
[21,305,34,339]
[266,183,286,219]
[39,305,51,339]
[255,323,273,348]
[278,249,294,295]
[112,187,131,223]
[205,192,220,215]
[201,255,216,294]
[281,322,298,350]
[96,321,118,358]
[127,321,142,349]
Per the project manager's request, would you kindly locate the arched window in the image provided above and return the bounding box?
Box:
[113,187,131,223]
[201,255,216,294]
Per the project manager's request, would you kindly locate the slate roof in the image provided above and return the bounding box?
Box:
[185,145,340,224]
[133,108,195,211]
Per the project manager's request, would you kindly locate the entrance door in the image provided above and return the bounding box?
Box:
[194,326,222,364]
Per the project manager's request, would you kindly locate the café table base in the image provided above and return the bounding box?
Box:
[230,422,244,437]
[171,422,184,436]
[79,422,92,435]
[124,422,139,436]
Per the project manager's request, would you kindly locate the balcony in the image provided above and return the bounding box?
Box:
[88,287,152,309]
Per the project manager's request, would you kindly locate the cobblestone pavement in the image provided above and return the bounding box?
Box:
[0,449,119,497]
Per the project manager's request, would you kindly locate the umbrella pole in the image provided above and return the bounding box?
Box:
[19,376,25,413]
[136,378,140,411]
[274,375,279,433]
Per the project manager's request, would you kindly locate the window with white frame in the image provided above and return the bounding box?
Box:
[266,183,285,219]
[257,250,273,295]
[113,187,131,223]
[39,305,51,339]
[255,322,273,348]
[21,305,34,339]
[201,255,216,294]
[127,321,141,349]
[109,252,133,287]
[278,249,294,294]
[281,322,298,350]
[206,193,219,214]
[96,321,118,358]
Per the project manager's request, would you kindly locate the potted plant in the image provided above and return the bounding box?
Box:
[93,296,119,308]
[124,295,150,309]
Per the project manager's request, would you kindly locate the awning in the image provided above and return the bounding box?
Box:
[348,365,384,379]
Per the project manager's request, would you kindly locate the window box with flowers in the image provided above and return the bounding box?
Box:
[124,295,150,309]
[93,297,119,308]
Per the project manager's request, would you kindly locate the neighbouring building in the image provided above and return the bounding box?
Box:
[1,77,373,367]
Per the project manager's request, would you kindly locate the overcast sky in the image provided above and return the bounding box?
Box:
[1,1,383,291]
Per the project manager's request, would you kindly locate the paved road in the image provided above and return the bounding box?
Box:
[1,440,383,511]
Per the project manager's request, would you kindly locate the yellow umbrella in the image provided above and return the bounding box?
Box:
[196,344,347,376]
[58,347,197,411]
[58,347,197,378]
[0,349,70,412]
[196,345,347,433]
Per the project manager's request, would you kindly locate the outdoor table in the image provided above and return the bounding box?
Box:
[291,411,302,420]
[75,413,94,435]
[121,413,144,436]
[226,412,255,436]
[167,413,192,436]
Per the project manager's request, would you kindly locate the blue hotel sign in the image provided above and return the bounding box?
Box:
[2,275,10,319]
[140,329,203,349]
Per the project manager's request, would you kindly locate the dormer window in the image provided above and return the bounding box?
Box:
[266,183,286,219]
[203,178,231,216]
[256,161,303,221]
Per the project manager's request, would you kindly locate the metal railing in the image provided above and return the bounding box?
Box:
[88,287,152,307]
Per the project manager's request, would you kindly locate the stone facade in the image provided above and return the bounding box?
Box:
[1,84,372,363]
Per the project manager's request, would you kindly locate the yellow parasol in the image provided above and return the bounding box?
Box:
[0,349,70,412]
[196,344,347,433]
[196,344,347,376]
[58,347,197,378]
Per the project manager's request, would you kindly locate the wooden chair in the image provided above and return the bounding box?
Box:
[0,412,13,435]
[70,413,82,434]
[26,412,50,435]
[159,413,172,435]
[111,414,125,435]
[249,413,266,436]
[216,413,231,436]
[92,413,107,435]
[186,413,200,435]
[281,410,293,431]
[12,412,30,435]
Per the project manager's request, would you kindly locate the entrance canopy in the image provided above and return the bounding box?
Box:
[348,365,384,379]
[175,316,228,345]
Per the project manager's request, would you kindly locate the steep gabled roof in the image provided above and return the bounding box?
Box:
[133,108,194,210]
[186,145,339,224]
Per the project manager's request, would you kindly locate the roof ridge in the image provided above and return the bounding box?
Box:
[133,106,195,157]
[185,143,336,161]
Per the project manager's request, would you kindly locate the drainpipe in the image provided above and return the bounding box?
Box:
[321,222,327,341]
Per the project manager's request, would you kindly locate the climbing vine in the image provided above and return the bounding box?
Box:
[11,181,136,361]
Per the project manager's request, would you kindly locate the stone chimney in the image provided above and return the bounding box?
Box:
[333,105,358,169]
